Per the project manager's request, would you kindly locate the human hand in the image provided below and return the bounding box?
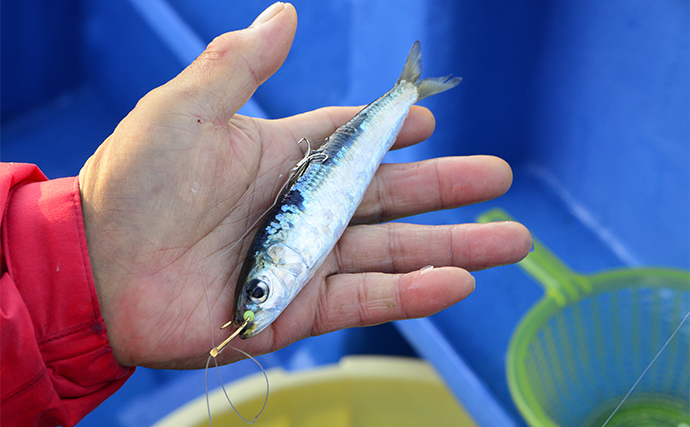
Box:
[78,3,532,369]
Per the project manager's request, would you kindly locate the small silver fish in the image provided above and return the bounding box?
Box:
[233,41,461,338]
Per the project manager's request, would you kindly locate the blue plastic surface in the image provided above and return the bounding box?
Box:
[2,1,688,426]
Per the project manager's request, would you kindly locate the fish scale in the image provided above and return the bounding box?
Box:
[224,41,462,340]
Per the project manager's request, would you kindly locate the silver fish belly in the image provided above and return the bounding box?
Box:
[232,41,461,338]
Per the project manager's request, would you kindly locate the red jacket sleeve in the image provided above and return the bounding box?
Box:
[0,163,134,427]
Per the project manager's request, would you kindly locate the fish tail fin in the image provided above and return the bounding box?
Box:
[416,75,463,101]
[397,41,462,101]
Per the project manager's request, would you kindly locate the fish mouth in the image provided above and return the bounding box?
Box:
[235,307,260,339]
[239,323,256,339]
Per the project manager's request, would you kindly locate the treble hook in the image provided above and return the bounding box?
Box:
[295,137,328,170]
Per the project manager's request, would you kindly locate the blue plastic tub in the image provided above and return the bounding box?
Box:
[2,1,688,426]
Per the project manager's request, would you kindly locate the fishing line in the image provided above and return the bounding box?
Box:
[197,139,318,425]
[201,259,269,425]
[204,346,270,426]
[601,309,690,427]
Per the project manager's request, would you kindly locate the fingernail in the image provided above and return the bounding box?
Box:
[250,2,285,27]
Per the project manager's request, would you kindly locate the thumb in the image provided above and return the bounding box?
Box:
[166,2,297,120]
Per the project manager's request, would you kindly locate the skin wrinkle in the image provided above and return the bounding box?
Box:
[457,224,469,269]
[204,280,226,326]
[148,271,201,351]
[180,87,219,115]
[176,300,205,352]
[145,248,191,282]
[206,185,247,226]
[269,325,289,359]
[196,128,249,224]
[272,121,308,161]
[195,230,237,268]
[445,225,456,268]
[371,172,386,223]
[382,224,395,273]
[376,164,409,223]
[171,88,225,127]
[433,158,449,212]
[186,37,264,122]
[155,121,200,136]
[316,275,356,335]
[200,196,239,240]
[332,234,347,278]
[235,39,264,89]
[274,117,302,146]
[311,277,331,336]
[192,224,248,331]
[217,123,261,211]
[394,273,409,319]
[356,273,370,326]
[390,222,405,273]
[150,303,178,354]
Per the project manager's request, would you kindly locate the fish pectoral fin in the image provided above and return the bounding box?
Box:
[267,243,308,277]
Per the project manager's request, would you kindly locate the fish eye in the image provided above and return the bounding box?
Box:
[246,279,269,303]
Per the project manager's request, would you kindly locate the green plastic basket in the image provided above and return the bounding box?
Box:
[479,209,690,427]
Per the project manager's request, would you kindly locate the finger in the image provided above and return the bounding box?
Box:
[311,267,475,335]
[274,105,436,150]
[353,155,513,224]
[333,221,533,274]
[165,3,297,121]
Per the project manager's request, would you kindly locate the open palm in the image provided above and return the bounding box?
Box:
[78,4,531,370]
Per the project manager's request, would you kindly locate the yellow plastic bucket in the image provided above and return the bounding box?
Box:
[154,356,479,427]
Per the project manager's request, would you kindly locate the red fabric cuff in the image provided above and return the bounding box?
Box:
[1,171,134,426]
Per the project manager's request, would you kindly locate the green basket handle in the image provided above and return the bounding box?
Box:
[478,209,592,305]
